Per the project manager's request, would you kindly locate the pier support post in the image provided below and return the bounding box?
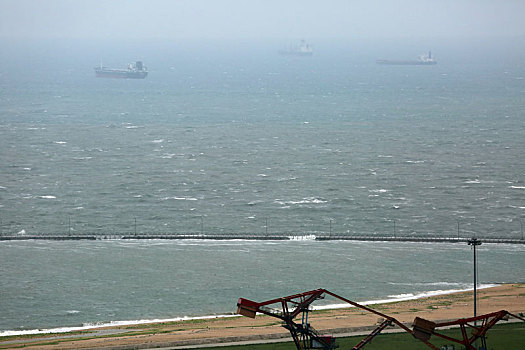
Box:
[393,219,396,238]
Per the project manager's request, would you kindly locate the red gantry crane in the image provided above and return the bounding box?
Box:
[237,289,524,350]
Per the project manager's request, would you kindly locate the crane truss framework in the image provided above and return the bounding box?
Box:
[413,310,525,350]
[237,289,525,350]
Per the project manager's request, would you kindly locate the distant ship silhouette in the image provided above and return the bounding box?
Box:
[377,51,437,65]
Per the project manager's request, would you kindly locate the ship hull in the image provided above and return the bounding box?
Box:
[95,69,148,79]
[279,50,313,57]
[376,60,437,65]
[94,61,148,79]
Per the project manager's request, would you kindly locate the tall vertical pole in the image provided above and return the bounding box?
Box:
[265,218,268,236]
[520,219,523,240]
[329,219,332,237]
[68,217,71,236]
[473,238,478,350]
[201,216,204,235]
[468,238,482,328]
[134,217,137,236]
[473,243,477,320]
[457,220,460,240]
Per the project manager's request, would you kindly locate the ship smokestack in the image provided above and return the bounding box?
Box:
[136,61,143,70]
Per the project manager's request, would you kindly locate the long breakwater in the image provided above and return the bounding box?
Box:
[1,234,523,244]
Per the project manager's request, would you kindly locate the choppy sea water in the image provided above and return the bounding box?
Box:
[0,38,524,333]
[0,239,523,334]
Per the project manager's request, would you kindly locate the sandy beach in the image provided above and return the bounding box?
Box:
[2,284,524,350]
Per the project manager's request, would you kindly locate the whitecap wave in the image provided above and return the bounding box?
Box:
[464,179,481,184]
[161,196,198,201]
[276,197,328,205]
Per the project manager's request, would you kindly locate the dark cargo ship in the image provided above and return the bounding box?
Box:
[94,61,148,79]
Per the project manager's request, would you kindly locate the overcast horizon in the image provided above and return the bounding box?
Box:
[1,0,525,41]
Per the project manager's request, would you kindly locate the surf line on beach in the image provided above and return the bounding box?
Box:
[0,284,498,337]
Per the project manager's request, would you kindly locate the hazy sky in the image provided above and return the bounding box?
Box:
[1,0,524,40]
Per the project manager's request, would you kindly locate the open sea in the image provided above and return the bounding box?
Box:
[0,37,524,334]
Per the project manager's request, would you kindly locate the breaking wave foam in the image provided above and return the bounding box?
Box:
[312,284,498,311]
